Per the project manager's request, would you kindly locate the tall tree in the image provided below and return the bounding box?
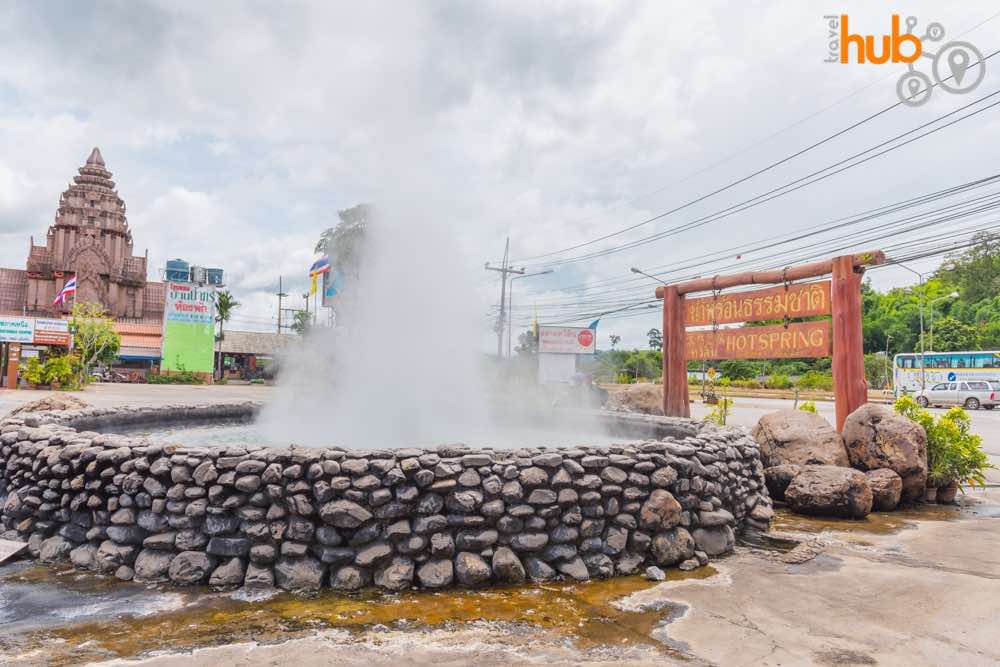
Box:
[647,328,662,351]
[609,334,621,350]
[291,310,312,336]
[939,232,1000,304]
[214,290,240,379]
[315,203,372,278]
[929,316,982,352]
[515,329,538,355]
[70,302,120,382]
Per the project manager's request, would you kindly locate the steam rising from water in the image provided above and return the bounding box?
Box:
[259,203,493,448]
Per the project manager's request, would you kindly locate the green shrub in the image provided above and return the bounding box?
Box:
[719,360,759,380]
[20,357,44,385]
[148,370,205,385]
[798,401,817,413]
[707,397,733,425]
[764,373,792,389]
[250,378,265,385]
[894,395,994,489]
[43,355,81,389]
[796,370,833,391]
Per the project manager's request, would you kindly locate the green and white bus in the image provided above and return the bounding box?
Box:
[893,351,1000,395]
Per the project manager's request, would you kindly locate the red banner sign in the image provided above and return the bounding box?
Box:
[686,321,832,360]
[685,281,831,326]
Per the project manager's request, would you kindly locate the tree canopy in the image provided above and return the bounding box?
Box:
[315,203,372,278]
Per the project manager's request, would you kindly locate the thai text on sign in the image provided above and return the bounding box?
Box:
[686,321,832,360]
[685,281,831,326]
[538,326,596,354]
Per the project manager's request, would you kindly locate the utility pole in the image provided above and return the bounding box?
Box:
[508,269,554,358]
[276,276,289,334]
[485,237,524,358]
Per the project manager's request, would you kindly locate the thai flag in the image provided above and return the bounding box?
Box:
[53,275,77,306]
[309,256,331,276]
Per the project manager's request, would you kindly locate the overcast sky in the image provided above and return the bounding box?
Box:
[2,1,999,349]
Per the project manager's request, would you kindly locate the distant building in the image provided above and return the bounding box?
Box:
[218,330,298,379]
[0,148,165,321]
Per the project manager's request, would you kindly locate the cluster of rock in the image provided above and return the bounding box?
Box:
[752,404,927,519]
[0,405,771,593]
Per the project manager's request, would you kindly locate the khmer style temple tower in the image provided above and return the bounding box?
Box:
[18,148,164,320]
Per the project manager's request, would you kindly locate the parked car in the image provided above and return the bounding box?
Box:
[914,380,998,410]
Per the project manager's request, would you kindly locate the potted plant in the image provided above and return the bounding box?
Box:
[895,398,993,504]
[932,408,991,503]
[43,354,80,391]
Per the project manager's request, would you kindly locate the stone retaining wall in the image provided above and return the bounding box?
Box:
[0,405,772,592]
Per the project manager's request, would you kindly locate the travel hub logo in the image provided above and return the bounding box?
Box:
[824,14,986,107]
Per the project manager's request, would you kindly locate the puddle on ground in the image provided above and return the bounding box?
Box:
[771,503,969,536]
[0,559,718,666]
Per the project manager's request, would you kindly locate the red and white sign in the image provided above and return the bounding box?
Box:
[538,326,597,354]
[33,318,71,346]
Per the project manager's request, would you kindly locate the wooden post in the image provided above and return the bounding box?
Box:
[831,255,867,431]
[662,285,690,418]
[4,343,20,389]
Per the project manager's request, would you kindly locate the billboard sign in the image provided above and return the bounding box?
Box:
[0,317,34,344]
[538,326,596,354]
[160,282,217,374]
[33,318,71,346]
[321,269,345,308]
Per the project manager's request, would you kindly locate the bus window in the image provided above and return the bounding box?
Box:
[896,355,911,368]
[925,353,947,368]
[953,354,970,368]
[974,353,997,368]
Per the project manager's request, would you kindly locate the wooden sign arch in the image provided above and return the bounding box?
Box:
[655,251,885,431]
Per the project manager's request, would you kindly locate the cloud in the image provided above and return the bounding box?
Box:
[0,0,998,347]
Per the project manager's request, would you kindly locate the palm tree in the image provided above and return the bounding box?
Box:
[215,290,240,380]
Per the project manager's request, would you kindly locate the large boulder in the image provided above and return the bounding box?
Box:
[764,464,802,501]
[842,404,928,503]
[865,469,903,511]
[785,465,873,518]
[752,410,849,467]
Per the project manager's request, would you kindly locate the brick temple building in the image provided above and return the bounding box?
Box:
[0,148,165,321]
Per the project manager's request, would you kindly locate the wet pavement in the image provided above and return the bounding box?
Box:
[2,493,999,666]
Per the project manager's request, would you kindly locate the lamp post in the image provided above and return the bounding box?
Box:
[629,266,668,285]
[507,269,554,358]
[897,263,926,392]
[884,334,892,391]
[928,291,960,350]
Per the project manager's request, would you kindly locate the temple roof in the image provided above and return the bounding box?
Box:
[86,147,105,167]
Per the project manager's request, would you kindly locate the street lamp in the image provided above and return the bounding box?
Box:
[927,291,960,350]
[884,334,892,391]
[507,269,554,358]
[897,262,927,392]
[630,267,668,285]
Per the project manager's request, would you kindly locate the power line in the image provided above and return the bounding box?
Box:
[520,86,1000,270]
[504,46,1000,266]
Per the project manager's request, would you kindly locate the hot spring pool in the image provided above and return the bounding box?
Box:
[113,418,629,450]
